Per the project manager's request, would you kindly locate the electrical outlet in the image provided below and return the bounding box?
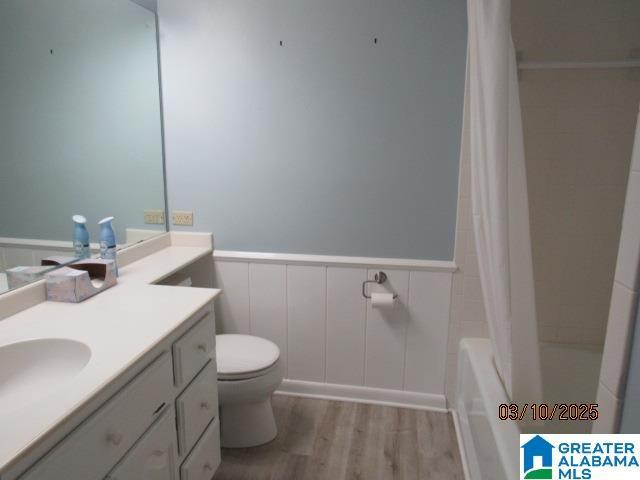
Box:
[172,210,193,226]
[144,209,165,225]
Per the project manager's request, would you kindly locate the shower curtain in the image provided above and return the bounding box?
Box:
[466,0,542,403]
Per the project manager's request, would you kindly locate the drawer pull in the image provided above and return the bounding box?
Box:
[107,432,124,446]
[153,402,166,415]
[204,463,213,472]
[200,401,211,410]
[196,344,207,353]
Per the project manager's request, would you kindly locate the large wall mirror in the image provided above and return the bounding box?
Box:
[0,0,166,294]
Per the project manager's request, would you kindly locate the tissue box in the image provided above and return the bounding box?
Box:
[45,259,117,303]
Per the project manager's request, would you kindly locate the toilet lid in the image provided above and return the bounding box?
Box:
[216,334,280,377]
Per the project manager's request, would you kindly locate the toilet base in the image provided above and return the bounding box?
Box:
[220,398,277,448]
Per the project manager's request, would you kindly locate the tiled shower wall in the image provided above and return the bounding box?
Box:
[511,0,640,347]
[512,0,640,64]
[520,69,640,345]
[445,91,489,401]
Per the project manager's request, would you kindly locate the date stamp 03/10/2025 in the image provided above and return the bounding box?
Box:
[499,403,599,422]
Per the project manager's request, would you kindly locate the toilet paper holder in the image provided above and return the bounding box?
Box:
[362,271,398,299]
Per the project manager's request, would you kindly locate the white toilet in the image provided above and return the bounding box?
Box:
[215,334,283,448]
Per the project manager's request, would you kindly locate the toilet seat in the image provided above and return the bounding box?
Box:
[218,361,280,381]
[216,334,280,381]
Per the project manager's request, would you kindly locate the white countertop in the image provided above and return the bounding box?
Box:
[0,244,219,473]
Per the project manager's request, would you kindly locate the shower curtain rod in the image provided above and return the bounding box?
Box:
[518,59,640,70]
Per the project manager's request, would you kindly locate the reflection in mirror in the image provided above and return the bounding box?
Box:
[0,0,166,294]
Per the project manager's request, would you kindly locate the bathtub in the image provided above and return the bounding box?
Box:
[455,338,602,480]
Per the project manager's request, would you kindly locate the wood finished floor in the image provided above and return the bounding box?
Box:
[213,395,465,480]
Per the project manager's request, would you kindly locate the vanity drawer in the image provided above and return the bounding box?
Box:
[176,360,218,455]
[106,407,178,480]
[173,310,215,387]
[180,419,221,480]
[21,353,173,480]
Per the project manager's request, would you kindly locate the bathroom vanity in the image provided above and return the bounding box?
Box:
[0,233,221,480]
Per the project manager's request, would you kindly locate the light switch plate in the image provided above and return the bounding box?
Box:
[172,210,193,226]
[144,210,165,225]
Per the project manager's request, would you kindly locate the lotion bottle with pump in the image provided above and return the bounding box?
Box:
[98,216,118,276]
[72,215,90,259]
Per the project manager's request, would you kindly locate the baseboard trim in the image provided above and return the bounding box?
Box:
[275,379,447,412]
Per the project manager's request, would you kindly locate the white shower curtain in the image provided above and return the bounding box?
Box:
[467,0,542,403]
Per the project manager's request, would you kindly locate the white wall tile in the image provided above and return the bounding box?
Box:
[364,269,410,390]
[446,111,490,402]
[404,271,452,394]
[520,69,638,348]
[444,3,640,405]
[462,275,483,302]
[592,383,622,433]
[213,261,250,334]
[249,263,288,377]
[615,171,640,291]
[286,265,326,382]
[325,267,367,386]
[600,282,638,397]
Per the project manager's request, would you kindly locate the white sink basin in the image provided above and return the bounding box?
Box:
[0,339,92,411]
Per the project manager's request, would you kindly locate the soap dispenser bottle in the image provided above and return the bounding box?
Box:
[98,216,118,276]
[72,215,90,259]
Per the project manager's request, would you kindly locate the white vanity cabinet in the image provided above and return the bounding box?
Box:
[106,408,179,480]
[180,419,221,480]
[13,303,220,480]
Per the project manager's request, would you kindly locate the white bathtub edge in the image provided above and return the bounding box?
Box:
[456,338,520,480]
[451,408,472,480]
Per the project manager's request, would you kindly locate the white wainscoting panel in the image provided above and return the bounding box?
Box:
[0,238,102,274]
[248,263,288,377]
[0,246,76,271]
[404,271,453,393]
[326,267,368,386]
[3,247,39,269]
[287,265,326,382]
[213,253,455,408]
[364,269,410,390]
[214,261,250,334]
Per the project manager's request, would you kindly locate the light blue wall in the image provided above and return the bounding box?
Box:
[620,297,640,433]
[0,0,166,244]
[160,0,467,260]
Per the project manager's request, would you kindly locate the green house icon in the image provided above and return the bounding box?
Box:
[521,435,554,479]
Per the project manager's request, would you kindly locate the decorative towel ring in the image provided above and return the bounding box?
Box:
[362,271,398,299]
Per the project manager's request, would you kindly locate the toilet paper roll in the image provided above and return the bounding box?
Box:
[371,292,395,309]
